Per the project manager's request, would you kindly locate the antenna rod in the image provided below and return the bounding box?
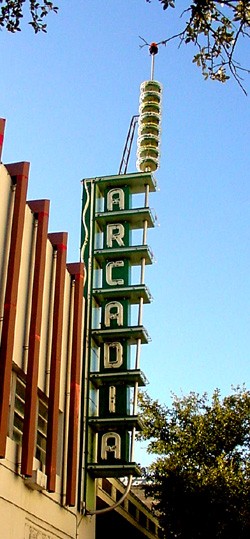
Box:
[149,42,158,80]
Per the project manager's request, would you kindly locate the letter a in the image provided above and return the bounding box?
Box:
[107,188,124,211]
[104,301,123,327]
[101,432,121,460]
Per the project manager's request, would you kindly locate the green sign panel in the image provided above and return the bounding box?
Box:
[81,172,156,477]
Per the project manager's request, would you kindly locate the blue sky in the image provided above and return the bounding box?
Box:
[1,1,250,461]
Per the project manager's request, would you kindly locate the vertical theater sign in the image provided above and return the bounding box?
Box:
[81,172,155,478]
[81,74,162,490]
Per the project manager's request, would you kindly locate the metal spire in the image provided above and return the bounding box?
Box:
[149,42,159,80]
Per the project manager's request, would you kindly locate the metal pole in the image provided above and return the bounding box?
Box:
[149,42,158,80]
[151,53,155,80]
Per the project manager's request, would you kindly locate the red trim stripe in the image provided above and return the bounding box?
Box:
[21,200,50,476]
[57,243,67,251]
[0,163,29,457]
[4,303,16,310]
[0,118,6,161]
[46,232,68,491]
[66,262,85,506]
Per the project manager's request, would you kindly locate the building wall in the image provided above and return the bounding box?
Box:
[0,123,94,538]
[96,478,161,539]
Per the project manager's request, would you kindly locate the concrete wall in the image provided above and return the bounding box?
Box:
[0,147,93,539]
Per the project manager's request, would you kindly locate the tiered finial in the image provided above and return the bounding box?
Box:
[136,43,162,173]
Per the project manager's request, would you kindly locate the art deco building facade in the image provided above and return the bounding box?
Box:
[0,118,90,539]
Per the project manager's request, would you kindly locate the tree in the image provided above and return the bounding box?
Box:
[0,0,58,33]
[1,3,249,93]
[138,386,250,538]
[145,1,250,93]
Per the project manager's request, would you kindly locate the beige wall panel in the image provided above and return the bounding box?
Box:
[3,439,95,539]
[38,240,55,394]
[59,272,72,412]
[0,459,95,539]
[0,165,14,330]
[4,438,19,474]
[12,206,36,371]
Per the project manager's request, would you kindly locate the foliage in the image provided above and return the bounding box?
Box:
[0,0,58,33]
[145,1,250,93]
[138,387,250,538]
[1,2,249,92]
